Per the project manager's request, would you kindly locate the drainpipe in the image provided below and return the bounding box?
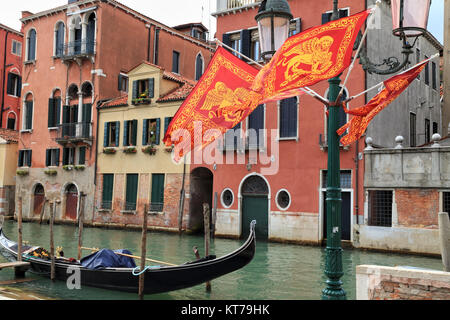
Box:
[146,23,152,62]
[355,140,359,225]
[1,30,10,128]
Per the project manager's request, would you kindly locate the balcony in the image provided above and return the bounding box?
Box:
[214,0,262,15]
[56,40,96,61]
[55,122,93,145]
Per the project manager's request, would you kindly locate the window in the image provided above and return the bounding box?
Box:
[424,56,430,85]
[48,98,61,128]
[221,189,234,208]
[150,174,164,212]
[55,22,65,57]
[26,29,36,61]
[6,73,21,97]
[118,74,128,92]
[289,18,302,37]
[322,8,349,23]
[247,105,265,149]
[433,122,439,135]
[250,38,260,61]
[132,78,154,100]
[443,192,450,217]
[125,174,139,211]
[172,51,180,73]
[195,54,204,81]
[164,117,173,137]
[276,190,291,210]
[102,174,114,210]
[7,113,16,130]
[123,120,138,147]
[142,118,160,146]
[368,190,393,227]
[11,40,21,56]
[279,97,298,139]
[62,147,75,166]
[223,122,242,151]
[45,149,60,167]
[103,122,120,147]
[18,150,32,167]
[81,82,93,98]
[79,147,86,165]
[432,62,437,90]
[410,112,416,147]
[425,118,430,143]
[322,170,352,189]
[23,97,33,131]
[231,37,240,57]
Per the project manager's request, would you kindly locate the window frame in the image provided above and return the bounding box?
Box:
[367,189,394,228]
[11,40,22,57]
[150,173,165,212]
[278,96,299,141]
[410,112,417,147]
[26,28,37,62]
[46,148,60,167]
[172,50,180,74]
[18,149,32,168]
[101,174,114,210]
[7,73,21,97]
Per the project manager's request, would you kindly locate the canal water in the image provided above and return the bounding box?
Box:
[0,220,444,300]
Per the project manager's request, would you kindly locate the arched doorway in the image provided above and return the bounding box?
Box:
[65,184,78,220]
[189,167,213,233]
[241,175,269,240]
[33,184,45,216]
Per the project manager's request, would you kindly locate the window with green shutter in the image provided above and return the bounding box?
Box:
[142,118,160,146]
[48,98,61,128]
[24,101,33,130]
[150,174,165,212]
[125,174,139,211]
[102,174,114,210]
[104,122,120,147]
[123,120,138,146]
[45,149,60,167]
[18,150,32,167]
[79,147,86,165]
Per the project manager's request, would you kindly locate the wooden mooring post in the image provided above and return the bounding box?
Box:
[49,201,55,281]
[17,196,22,263]
[211,192,218,239]
[77,193,85,261]
[203,203,211,292]
[138,204,148,300]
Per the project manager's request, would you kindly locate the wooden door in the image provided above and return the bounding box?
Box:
[33,185,45,216]
[323,191,351,241]
[242,195,268,240]
[65,185,78,220]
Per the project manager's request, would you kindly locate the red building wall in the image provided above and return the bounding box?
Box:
[0,24,23,130]
[190,0,367,243]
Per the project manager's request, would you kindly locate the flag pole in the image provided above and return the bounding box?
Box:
[336,3,380,102]
[215,39,329,104]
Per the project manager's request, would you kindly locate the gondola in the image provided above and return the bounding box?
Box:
[0,221,256,294]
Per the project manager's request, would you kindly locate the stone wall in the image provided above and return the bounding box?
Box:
[0,186,15,216]
[356,265,450,300]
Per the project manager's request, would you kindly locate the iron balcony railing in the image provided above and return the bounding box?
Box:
[56,122,93,143]
[220,0,261,10]
[56,39,96,59]
[149,203,164,213]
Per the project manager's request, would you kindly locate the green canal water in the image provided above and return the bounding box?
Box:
[0,220,444,300]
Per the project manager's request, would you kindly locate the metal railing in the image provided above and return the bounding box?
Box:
[217,0,261,11]
[57,39,96,59]
[149,203,164,212]
[56,122,93,141]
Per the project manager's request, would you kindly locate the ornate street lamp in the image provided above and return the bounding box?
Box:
[359,0,431,74]
[255,0,293,61]
[323,0,431,300]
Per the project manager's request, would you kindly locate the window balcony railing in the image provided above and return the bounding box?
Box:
[57,39,96,59]
[149,203,164,213]
[217,0,262,12]
[55,122,93,144]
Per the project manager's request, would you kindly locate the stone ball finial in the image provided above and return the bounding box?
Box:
[395,136,404,149]
[431,133,441,147]
[365,137,373,150]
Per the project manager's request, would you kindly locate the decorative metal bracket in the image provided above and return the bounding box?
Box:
[356,28,423,75]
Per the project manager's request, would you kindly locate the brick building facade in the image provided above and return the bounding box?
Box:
[16,0,213,224]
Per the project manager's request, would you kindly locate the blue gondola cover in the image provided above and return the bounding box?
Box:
[80,249,137,270]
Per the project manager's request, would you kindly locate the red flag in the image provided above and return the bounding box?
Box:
[337,59,429,146]
[251,9,371,102]
[163,47,263,161]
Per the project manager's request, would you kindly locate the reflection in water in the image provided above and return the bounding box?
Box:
[0,221,443,300]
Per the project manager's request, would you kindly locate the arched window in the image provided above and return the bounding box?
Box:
[68,84,79,101]
[81,82,93,98]
[27,29,37,61]
[7,112,16,130]
[86,13,96,54]
[195,53,204,81]
[55,22,65,57]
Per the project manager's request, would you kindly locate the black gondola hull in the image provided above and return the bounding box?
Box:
[0,221,256,294]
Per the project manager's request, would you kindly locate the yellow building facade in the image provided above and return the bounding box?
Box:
[0,129,18,216]
[94,62,193,230]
